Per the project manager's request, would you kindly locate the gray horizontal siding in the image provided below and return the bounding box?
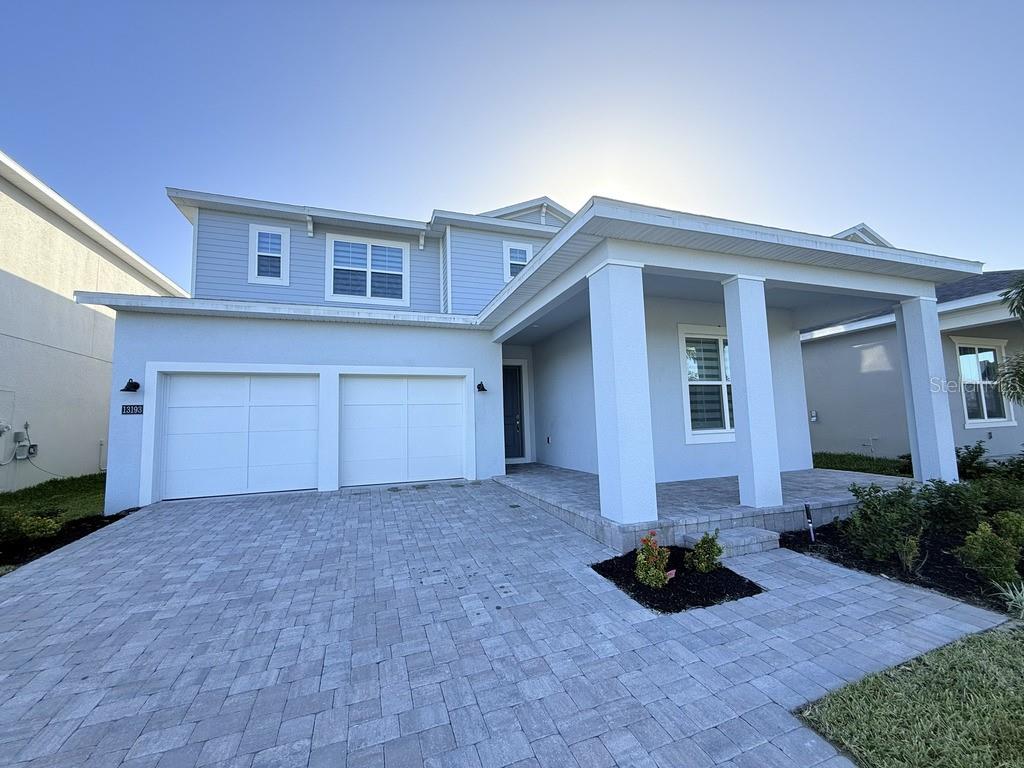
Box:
[449,228,551,315]
[193,209,441,312]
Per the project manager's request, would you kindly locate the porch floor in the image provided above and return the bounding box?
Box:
[495,463,907,552]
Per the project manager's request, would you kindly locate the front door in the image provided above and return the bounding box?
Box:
[503,365,524,460]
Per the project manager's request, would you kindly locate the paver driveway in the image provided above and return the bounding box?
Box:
[0,481,1004,768]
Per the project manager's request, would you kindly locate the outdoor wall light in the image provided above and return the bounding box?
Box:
[120,378,141,393]
[477,381,487,392]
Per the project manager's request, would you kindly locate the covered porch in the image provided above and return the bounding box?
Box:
[481,198,980,532]
[495,463,907,552]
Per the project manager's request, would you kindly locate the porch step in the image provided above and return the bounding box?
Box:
[682,526,779,557]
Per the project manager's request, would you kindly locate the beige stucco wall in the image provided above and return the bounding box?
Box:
[0,175,171,490]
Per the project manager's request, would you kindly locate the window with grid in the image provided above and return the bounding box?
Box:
[956,343,1009,423]
[503,241,533,281]
[248,224,289,285]
[327,236,407,304]
[684,334,733,432]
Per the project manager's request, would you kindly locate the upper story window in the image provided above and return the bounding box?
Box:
[248,224,290,285]
[326,234,410,307]
[953,337,1015,427]
[503,241,534,282]
[679,325,735,444]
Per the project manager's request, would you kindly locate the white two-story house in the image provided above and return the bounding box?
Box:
[79,191,981,535]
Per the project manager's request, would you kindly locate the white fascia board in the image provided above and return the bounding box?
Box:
[74,292,481,330]
[428,210,562,237]
[800,292,1014,342]
[1,150,187,297]
[166,188,431,237]
[478,196,574,221]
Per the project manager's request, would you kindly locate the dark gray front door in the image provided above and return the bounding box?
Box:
[503,365,524,460]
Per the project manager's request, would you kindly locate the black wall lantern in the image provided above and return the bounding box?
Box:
[120,378,141,393]
[476,381,487,392]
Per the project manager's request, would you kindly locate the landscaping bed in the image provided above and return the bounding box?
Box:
[592,545,762,612]
[0,473,124,575]
[801,628,1024,768]
[813,451,912,477]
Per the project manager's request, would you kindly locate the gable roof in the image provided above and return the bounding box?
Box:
[1,149,187,297]
[478,196,573,223]
[832,223,893,248]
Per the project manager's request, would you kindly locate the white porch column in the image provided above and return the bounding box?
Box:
[896,297,959,481]
[588,262,658,523]
[722,275,784,507]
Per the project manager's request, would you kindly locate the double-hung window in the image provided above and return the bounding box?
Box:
[952,337,1015,427]
[679,325,734,443]
[326,235,410,306]
[503,241,533,282]
[248,224,290,285]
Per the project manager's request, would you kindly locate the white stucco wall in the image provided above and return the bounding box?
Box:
[803,319,1024,459]
[531,296,813,482]
[105,312,505,514]
[0,176,169,490]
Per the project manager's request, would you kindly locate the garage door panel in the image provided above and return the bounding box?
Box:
[408,425,463,458]
[165,406,247,435]
[340,457,407,486]
[408,403,462,428]
[166,375,248,407]
[249,405,318,432]
[249,429,318,466]
[250,375,318,406]
[341,426,407,461]
[165,432,247,471]
[408,377,462,404]
[248,462,318,493]
[341,404,405,430]
[165,467,247,499]
[342,376,406,405]
[408,455,462,483]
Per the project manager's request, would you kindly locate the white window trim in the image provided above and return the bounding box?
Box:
[503,241,534,283]
[678,324,735,444]
[950,336,1017,429]
[248,223,290,286]
[325,233,411,307]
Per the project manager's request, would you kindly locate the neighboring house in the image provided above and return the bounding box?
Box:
[78,194,982,524]
[803,268,1024,460]
[0,150,186,491]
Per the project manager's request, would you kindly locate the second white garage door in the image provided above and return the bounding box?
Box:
[339,375,465,486]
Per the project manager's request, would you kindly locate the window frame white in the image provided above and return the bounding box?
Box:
[324,233,411,307]
[248,223,291,286]
[950,336,1016,429]
[503,241,534,283]
[678,324,735,444]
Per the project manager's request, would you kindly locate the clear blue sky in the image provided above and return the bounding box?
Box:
[2,0,1021,290]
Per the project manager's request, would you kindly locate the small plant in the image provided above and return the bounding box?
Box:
[894,534,924,576]
[634,530,674,588]
[992,580,1024,619]
[916,479,984,540]
[956,522,1020,584]
[685,530,723,574]
[955,440,991,480]
[844,483,922,565]
[993,510,1024,550]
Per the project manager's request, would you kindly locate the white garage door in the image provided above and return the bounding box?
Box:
[161,374,318,499]
[340,375,465,486]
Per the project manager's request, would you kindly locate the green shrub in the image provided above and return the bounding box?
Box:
[894,534,922,576]
[685,531,723,573]
[956,441,991,480]
[812,452,910,476]
[972,473,1024,515]
[0,509,61,542]
[915,479,985,540]
[844,483,923,565]
[956,522,1020,584]
[635,530,673,588]
[993,510,1024,550]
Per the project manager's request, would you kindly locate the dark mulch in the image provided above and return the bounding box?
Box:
[0,513,128,571]
[592,546,763,613]
[781,522,1007,612]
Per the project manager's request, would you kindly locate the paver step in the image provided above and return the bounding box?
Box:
[682,526,779,557]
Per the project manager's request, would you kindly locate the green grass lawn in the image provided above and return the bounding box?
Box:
[802,629,1024,768]
[0,473,106,524]
[813,451,912,477]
